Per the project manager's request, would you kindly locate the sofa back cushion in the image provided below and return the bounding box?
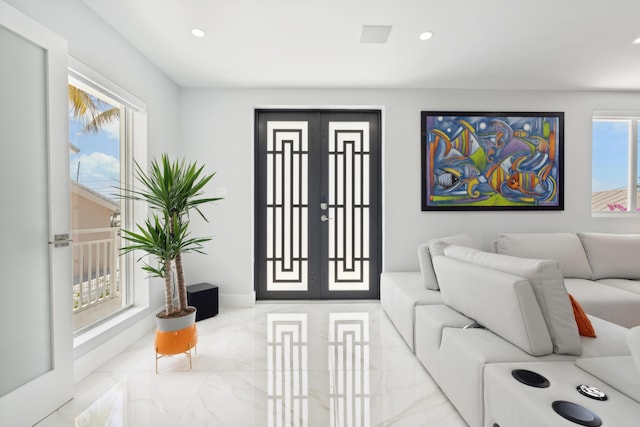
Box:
[433,255,553,356]
[444,245,582,355]
[496,233,593,279]
[417,234,474,290]
[578,232,640,279]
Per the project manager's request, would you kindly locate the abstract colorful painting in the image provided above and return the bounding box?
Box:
[421,112,564,211]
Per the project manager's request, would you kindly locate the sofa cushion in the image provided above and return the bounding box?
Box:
[443,245,582,355]
[578,232,640,279]
[580,316,631,357]
[629,326,640,374]
[417,234,474,290]
[564,278,640,329]
[596,278,640,295]
[496,232,593,279]
[380,272,442,351]
[433,255,553,356]
[414,304,472,382]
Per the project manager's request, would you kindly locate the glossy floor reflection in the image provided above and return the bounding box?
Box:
[37,303,466,426]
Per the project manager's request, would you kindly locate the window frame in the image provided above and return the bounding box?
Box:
[68,57,148,336]
[592,110,640,216]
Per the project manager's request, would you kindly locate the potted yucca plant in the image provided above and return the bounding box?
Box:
[120,154,221,334]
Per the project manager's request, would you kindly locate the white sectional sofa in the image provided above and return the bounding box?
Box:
[496,232,640,328]
[380,232,640,427]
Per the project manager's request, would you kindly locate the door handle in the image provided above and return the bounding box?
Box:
[320,215,333,222]
[49,233,73,247]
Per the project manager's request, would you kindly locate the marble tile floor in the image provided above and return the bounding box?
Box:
[37,302,466,427]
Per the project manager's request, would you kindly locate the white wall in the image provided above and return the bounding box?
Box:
[6,0,180,158]
[8,0,640,379]
[179,88,640,302]
[5,0,180,377]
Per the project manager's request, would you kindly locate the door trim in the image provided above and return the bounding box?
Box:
[254,108,383,300]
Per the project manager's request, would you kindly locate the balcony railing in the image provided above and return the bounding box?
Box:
[72,228,120,314]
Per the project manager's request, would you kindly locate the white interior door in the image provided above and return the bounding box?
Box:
[0,2,73,425]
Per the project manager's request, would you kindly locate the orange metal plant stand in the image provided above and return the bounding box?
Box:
[154,324,198,373]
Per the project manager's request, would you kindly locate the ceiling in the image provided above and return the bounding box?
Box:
[82,0,640,91]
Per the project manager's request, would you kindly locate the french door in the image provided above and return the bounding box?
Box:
[0,2,73,425]
[255,110,381,300]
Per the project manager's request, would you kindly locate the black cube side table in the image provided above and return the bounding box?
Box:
[186,283,219,321]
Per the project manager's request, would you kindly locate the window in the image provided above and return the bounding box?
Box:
[592,111,640,214]
[68,58,146,333]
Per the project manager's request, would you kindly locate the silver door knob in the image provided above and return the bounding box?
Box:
[320,214,332,222]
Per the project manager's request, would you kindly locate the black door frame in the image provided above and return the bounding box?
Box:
[254,109,382,300]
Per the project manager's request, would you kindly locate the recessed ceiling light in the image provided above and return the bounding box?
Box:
[419,31,435,41]
[191,28,206,38]
[633,36,640,44]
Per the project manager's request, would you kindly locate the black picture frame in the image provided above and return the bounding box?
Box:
[421,111,564,211]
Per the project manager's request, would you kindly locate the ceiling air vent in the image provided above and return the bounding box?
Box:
[359,25,392,44]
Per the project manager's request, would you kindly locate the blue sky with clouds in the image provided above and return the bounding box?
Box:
[592,120,638,192]
[69,102,120,200]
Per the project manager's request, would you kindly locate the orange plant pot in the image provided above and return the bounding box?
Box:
[154,324,198,373]
[155,324,198,355]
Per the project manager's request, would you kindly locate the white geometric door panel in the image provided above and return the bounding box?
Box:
[328,122,370,291]
[266,121,309,292]
[256,110,380,300]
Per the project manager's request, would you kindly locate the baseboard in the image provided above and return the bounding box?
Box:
[220,291,255,307]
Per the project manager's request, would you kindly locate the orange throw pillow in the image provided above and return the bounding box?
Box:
[568,293,596,338]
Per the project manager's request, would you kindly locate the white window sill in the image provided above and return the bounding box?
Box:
[73,305,148,349]
[591,211,640,218]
